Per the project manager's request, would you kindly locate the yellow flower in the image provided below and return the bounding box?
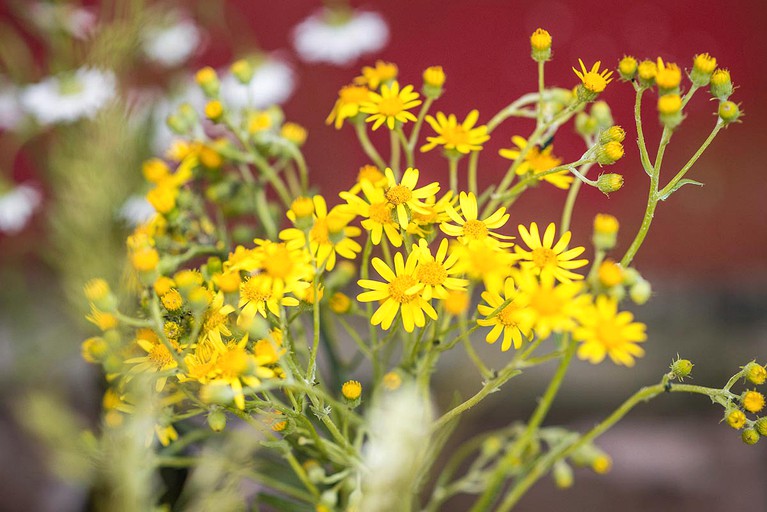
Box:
[86,306,118,331]
[250,240,314,298]
[726,409,746,430]
[357,251,437,332]
[440,192,513,248]
[238,274,300,321]
[477,278,533,351]
[342,380,363,400]
[514,222,588,282]
[412,238,468,300]
[420,110,490,154]
[515,270,588,339]
[354,60,398,90]
[655,58,681,91]
[383,167,440,229]
[499,136,572,189]
[161,289,183,311]
[281,195,362,271]
[743,391,765,413]
[326,84,371,129]
[423,66,446,88]
[200,292,235,350]
[340,180,402,247]
[451,241,514,294]
[360,81,422,131]
[125,334,180,392]
[407,191,456,236]
[443,290,470,316]
[573,59,613,93]
[574,295,647,367]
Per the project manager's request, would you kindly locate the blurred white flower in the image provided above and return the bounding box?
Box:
[20,67,116,126]
[142,19,202,68]
[360,384,432,512]
[119,195,156,227]
[0,184,41,235]
[220,59,295,111]
[0,85,23,131]
[28,3,97,40]
[292,9,388,66]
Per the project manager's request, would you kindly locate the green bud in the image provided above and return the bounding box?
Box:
[596,141,624,165]
[207,410,227,432]
[744,362,767,385]
[596,173,624,194]
[742,428,760,445]
[718,101,741,124]
[599,126,626,145]
[754,417,767,436]
[553,460,574,488]
[629,279,652,305]
[575,112,597,137]
[709,69,733,100]
[590,101,613,129]
[670,358,694,380]
[231,59,254,84]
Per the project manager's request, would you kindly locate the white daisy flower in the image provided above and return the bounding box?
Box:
[219,58,295,111]
[292,9,388,66]
[142,19,202,68]
[20,67,116,126]
[118,195,156,227]
[0,183,41,235]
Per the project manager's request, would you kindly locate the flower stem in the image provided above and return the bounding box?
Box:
[354,121,386,169]
[449,156,459,192]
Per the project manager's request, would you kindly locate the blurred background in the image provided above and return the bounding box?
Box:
[0,0,765,510]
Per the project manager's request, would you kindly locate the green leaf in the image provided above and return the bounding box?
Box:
[659,179,704,201]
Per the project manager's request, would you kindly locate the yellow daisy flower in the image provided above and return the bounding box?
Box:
[477,278,533,351]
[498,136,573,189]
[412,238,468,300]
[238,274,300,321]
[340,180,402,247]
[357,251,437,332]
[250,240,314,298]
[450,241,514,294]
[514,222,588,282]
[440,192,513,247]
[574,295,647,367]
[354,60,398,90]
[407,191,456,237]
[573,59,614,94]
[515,270,589,339]
[326,84,372,129]
[125,333,179,392]
[420,110,490,154]
[384,167,440,229]
[200,292,235,350]
[281,195,362,271]
[348,164,387,194]
[360,81,422,131]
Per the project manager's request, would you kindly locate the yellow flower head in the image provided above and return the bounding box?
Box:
[340,181,402,247]
[637,59,657,86]
[383,167,440,229]
[655,58,682,91]
[443,290,470,316]
[326,84,371,129]
[530,28,552,52]
[440,192,513,248]
[412,238,468,300]
[726,409,747,430]
[354,60,398,90]
[423,66,446,88]
[618,56,638,80]
[342,380,362,400]
[420,110,490,154]
[357,251,438,332]
[598,260,624,288]
[743,391,765,413]
[360,81,422,131]
[574,295,647,367]
[515,270,588,340]
[514,222,588,282]
[477,278,533,351]
[573,59,613,94]
[499,136,572,189]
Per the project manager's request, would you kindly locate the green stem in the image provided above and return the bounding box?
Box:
[494,159,592,204]
[254,186,277,239]
[407,97,434,152]
[536,61,545,128]
[396,125,414,168]
[354,121,386,169]
[633,87,653,175]
[390,129,401,177]
[449,156,459,192]
[560,160,594,233]
[657,120,723,199]
[467,151,479,196]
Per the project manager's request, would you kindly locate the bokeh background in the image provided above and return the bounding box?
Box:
[1,0,766,510]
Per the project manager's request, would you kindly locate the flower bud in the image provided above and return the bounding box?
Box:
[670,358,694,380]
[84,278,117,311]
[195,66,220,97]
[598,260,624,287]
[161,289,183,311]
[744,362,767,386]
[629,278,652,305]
[154,276,175,296]
[709,69,733,100]
[280,122,307,146]
[742,390,766,413]
[618,56,637,81]
[342,380,362,401]
[755,417,767,436]
[422,66,446,99]
[530,28,552,62]
[726,409,747,430]
[207,410,227,432]
[290,196,315,219]
[658,94,683,128]
[596,141,624,165]
[142,158,170,183]
[590,101,613,129]
[656,60,681,94]
[383,371,403,390]
[597,173,624,194]
[329,292,352,314]
[593,213,619,250]
[303,460,326,484]
[575,112,597,137]
[81,336,108,363]
[553,460,574,488]
[231,59,254,84]
[131,246,160,272]
[592,454,612,474]
[742,428,760,445]
[637,59,656,87]
[599,126,626,145]
[690,53,717,87]
[718,101,741,124]
[204,100,223,122]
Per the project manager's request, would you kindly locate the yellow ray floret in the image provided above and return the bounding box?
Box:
[360,81,422,131]
[514,222,588,282]
[420,110,490,154]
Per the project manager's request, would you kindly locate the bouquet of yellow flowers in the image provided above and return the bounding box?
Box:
[79,28,761,511]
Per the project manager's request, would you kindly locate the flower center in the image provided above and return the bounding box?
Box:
[149,344,174,368]
[217,347,249,378]
[310,218,330,244]
[204,311,227,332]
[377,96,405,116]
[369,201,394,224]
[263,248,294,278]
[531,247,558,268]
[530,288,562,316]
[463,219,488,240]
[417,261,447,286]
[388,275,418,303]
[441,125,470,146]
[385,185,412,205]
[242,278,272,303]
[583,73,607,93]
[595,319,623,348]
[497,304,519,327]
